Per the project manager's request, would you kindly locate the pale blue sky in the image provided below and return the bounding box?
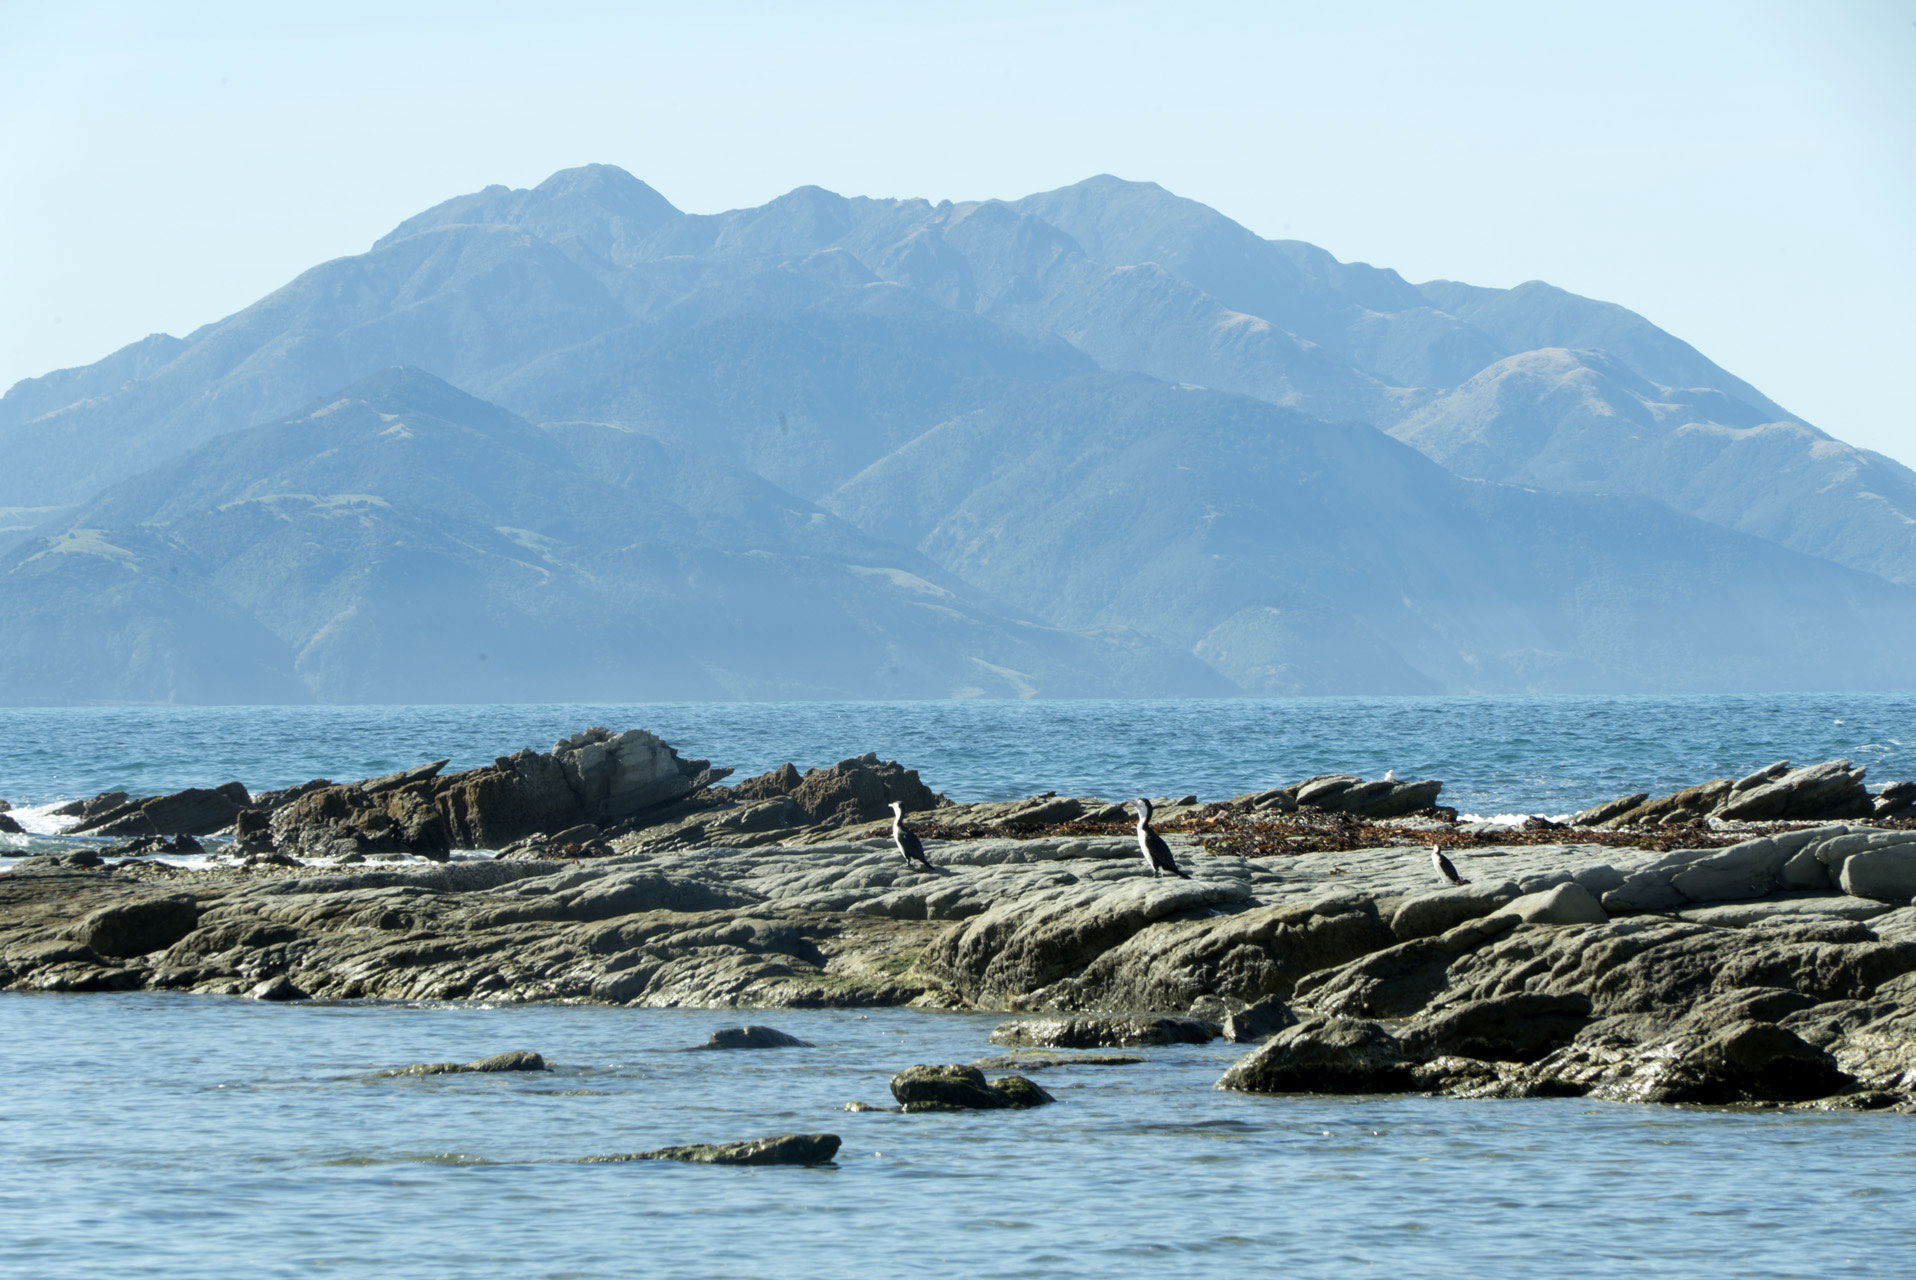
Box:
[4,1,1912,463]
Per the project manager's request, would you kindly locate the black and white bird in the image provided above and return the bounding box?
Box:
[1133,798,1190,879]
[1430,842,1468,886]
[889,801,933,870]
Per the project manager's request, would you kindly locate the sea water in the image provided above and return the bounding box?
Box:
[3,696,1915,1277]
[0,995,1911,1279]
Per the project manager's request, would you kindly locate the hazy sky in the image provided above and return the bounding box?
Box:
[4,1,1913,464]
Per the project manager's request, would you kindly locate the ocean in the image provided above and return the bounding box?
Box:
[3,695,1914,1278]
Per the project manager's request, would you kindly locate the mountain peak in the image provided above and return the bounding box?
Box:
[375,164,682,255]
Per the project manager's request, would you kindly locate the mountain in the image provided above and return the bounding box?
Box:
[0,369,1219,703]
[4,164,1913,701]
[828,373,1916,694]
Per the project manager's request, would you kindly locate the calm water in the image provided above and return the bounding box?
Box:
[2,994,1912,1280]
[2,693,1914,819]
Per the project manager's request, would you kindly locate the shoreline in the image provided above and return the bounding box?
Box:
[4,727,1914,1112]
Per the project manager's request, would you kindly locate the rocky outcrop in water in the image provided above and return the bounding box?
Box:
[889,1064,1054,1111]
[587,1133,842,1166]
[1573,759,1913,828]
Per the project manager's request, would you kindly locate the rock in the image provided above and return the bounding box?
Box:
[889,1063,1010,1110]
[989,1015,1215,1048]
[1496,882,1608,926]
[1389,883,1520,941]
[969,1053,1144,1070]
[1836,842,1916,903]
[1680,1021,1853,1104]
[1222,995,1298,1042]
[1572,792,1649,826]
[70,895,200,957]
[986,1075,1056,1108]
[728,763,804,801]
[1400,992,1595,1063]
[1731,760,1793,792]
[70,783,251,838]
[788,753,938,826]
[1871,779,1916,820]
[1717,759,1872,822]
[385,1051,548,1076]
[250,975,309,1001]
[50,791,132,821]
[0,812,21,835]
[697,1025,812,1050]
[588,1133,841,1166]
[1216,1015,1415,1094]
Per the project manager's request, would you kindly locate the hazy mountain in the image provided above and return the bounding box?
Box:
[1390,349,1916,587]
[829,374,1916,694]
[0,369,1218,703]
[5,163,1914,700]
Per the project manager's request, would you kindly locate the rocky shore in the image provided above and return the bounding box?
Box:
[4,727,1914,1113]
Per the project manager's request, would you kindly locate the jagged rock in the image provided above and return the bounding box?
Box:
[384,1051,548,1076]
[1572,792,1649,826]
[71,783,252,837]
[0,812,21,835]
[788,754,937,826]
[51,791,132,821]
[988,1015,1214,1048]
[697,1025,812,1049]
[728,763,803,801]
[1216,1015,1415,1094]
[587,1133,841,1166]
[1717,759,1872,822]
[1223,994,1298,1042]
[70,895,200,958]
[271,727,721,857]
[1873,781,1916,820]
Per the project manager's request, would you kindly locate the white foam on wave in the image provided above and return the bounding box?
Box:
[1457,812,1576,827]
[5,802,82,837]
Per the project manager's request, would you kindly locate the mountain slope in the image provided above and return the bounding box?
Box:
[0,369,1217,703]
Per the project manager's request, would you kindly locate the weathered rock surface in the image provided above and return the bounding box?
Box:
[1222,994,1299,1042]
[71,783,252,838]
[1217,1015,1415,1094]
[587,1133,841,1165]
[1576,759,1903,828]
[988,1015,1215,1048]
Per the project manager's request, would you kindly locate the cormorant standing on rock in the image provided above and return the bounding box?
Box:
[889,801,933,870]
[1430,843,1468,886]
[1133,798,1190,879]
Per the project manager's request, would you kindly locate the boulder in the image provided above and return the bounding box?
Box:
[1572,792,1649,826]
[1496,882,1608,926]
[1216,1015,1415,1094]
[1716,759,1872,822]
[886,1064,1053,1111]
[727,762,804,801]
[1836,842,1916,902]
[1400,993,1594,1063]
[1222,995,1298,1042]
[697,1025,812,1050]
[589,1133,841,1166]
[250,975,309,1002]
[1390,883,1519,941]
[788,754,938,826]
[1872,780,1916,820]
[70,895,201,957]
[50,790,132,821]
[989,1015,1215,1048]
[0,812,21,835]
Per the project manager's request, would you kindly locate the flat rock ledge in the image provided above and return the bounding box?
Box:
[584,1133,841,1166]
[8,736,1916,1112]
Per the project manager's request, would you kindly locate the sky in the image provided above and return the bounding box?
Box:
[3,0,1913,464]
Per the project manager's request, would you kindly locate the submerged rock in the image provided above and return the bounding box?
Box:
[383,1051,548,1076]
[696,1025,812,1050]
[587,1133,841,1166]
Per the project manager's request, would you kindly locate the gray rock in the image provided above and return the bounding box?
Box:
[0,812,21,835]
[989,1015,1214,1048]
[1717,759,1871,822]
[587,1133,841,1166]
[1222,995,1298,1042]
[71,783,252,838]
[1494,882,1608,926]
[698,1025,811,1050]
[887,1063,1051,1110]
[70,895,201,958]
[1837,843,1916,903]
[1572,793,1649,826]
[1400,992,1594,1063]
[383,1051,548,1076]
[1389,882,1520,940]
[1216,1015,1414,1094]
[249,975,309,1001]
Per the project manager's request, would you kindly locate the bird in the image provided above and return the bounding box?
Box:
[1430,843,1468,886]
[1133,798,1190,879]
[889,801,933,870]
[1383,768,1397,782]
